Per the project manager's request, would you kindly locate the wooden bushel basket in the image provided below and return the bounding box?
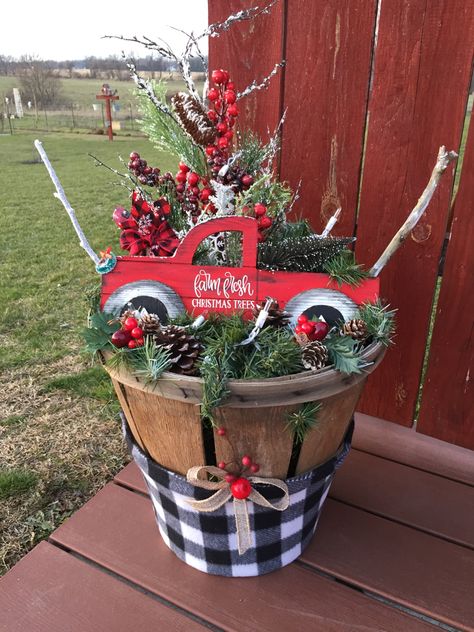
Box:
[106,341,385,478]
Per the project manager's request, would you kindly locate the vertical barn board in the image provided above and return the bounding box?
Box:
[417,122,474,448]
[355,1,474,425]
[279,0,377,235]
[207,0,285,138]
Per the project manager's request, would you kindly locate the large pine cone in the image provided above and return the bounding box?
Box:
[340,318,368,340]
[138,313,161,336]
[153,325,201,375]
[252,300,290,328]
[302,341,329,371]
[171,92,216,147]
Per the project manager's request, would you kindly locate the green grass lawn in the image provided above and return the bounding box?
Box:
[0,131,177,573]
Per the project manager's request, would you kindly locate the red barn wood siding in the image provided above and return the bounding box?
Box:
[208,0,285,139]
[354,0,474,425]
[417,122,474,448]
[279,0,378,236]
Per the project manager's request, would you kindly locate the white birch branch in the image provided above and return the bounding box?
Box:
[369,146,458,277]
[320,207,342,237]
[34,140,100,265]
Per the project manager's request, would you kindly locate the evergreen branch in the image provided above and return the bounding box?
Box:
[258,234,353,272]
[106,339,172,383]
[323,250,369,287]
[324,336,363,374]
[286,402,322,444]
[355,300,397,347]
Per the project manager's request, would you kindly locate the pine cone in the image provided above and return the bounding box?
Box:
[340,318,368,340]
[138,313,161,336]
[252,300,290,328]
[119,309,136,327]
[171,92,216,147]
[153,325,201,375]
[302,341,329,371]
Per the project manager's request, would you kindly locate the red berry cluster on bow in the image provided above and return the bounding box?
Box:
[111,316,144,349]
[217,453,261,499]
[175,162,214,224]
[113,191,179,257]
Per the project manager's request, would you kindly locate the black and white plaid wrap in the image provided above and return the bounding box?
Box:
[123,416,353,577]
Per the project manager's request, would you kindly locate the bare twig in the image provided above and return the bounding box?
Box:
[202,0,278,39]
[34,140,99,265]
[124,56,178,121]
[237,61,285,99]
[369,146,458,277]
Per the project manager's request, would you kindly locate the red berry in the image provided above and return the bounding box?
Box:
[136,338,144,346]
[241,174,253,188]
[241,455,252,468]
[187,172,199,186]
[207,110,217,121]
[311,321,329,341]
[257,233,266,243]
[205,145,216,157]
[207,88,219,101]
[225,130,234,140]
[216,122,227,135]
[176,184,185,193]
[225,473,237,484]
[217,136,229,149]
[254,203,267,217]
[230,477,252,500]
[175,171,186,184]
[227,81,235,91]
[129,151,140,160]
[217,427,226,436]
[221,70,230,84]
[224,90,236,104]
[123,317,138,331]
[200,188,211,201]
[297,314,308,324]
[161,203,171,215]
[111,329,131,348]
[301,322,315,336]
[131,327,143,339]
[250,463,260,474]
[258,216,273,229]
[295,325,303,334]
[211,69,226,84]
[218,461,226,470]
[214,99,223,110]
[143,166,152,175]
[227,104,238,117]
[191,186,200,196]
[128,340,137,349]
[178,162,190,172]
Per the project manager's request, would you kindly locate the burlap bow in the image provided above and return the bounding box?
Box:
[185,465,290,555]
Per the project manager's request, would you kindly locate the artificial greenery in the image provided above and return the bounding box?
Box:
[237,131,271,175]
[286,402,322,444]
[355,300,397,346]
[324,335,363,374]
[106,338,172,383]
[258,234,353,272]
[136,80,208,176]
[82,311,119,354]
[323,250,369,287]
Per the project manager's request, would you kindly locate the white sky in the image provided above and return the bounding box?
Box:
[1,0,208,60]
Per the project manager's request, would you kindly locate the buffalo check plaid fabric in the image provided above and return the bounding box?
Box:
[122,415,353,577]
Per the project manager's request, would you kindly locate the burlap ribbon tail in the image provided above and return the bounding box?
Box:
[185,465,290,555]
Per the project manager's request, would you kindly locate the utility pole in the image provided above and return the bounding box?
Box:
[95,83,119,141]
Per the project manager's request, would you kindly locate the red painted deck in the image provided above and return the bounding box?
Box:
[1,414,473,632]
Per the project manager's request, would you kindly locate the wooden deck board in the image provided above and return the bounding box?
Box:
[0,541,207,632]
[301,500,474,632]
[50,483,434,632]
[353,413,474,486]
[114,462,474,631]
[331,449,474,548]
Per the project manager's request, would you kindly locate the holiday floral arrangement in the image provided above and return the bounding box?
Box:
[35,2,456,576]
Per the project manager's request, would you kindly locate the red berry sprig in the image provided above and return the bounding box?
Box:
[111,316,145,350]
[295,314,329,341]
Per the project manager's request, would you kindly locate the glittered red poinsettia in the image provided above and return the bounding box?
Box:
[113,191,179,257]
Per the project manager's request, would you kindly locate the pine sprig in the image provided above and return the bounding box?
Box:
[286,402,322,444]
[355,300,396,346]
[136,80,207,175]
[106,338,172,383]
[324,335,363,374]
[258,234,353,272]
[323,250,369,287]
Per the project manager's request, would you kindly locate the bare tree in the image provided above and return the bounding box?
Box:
[18,55,62,108]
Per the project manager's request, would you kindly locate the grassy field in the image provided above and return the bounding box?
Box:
[0,131,177,574]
